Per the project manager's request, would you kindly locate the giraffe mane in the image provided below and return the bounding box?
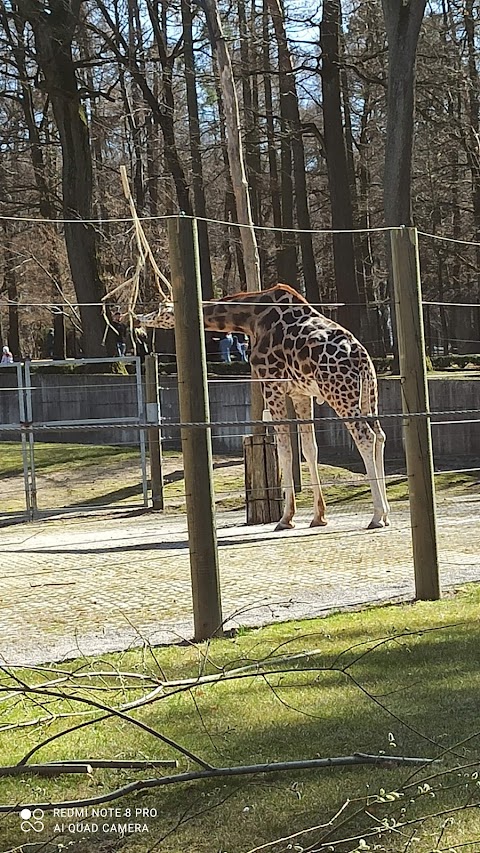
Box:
[214,284,308,303]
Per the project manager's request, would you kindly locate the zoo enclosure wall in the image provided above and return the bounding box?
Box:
[0,368,479,463]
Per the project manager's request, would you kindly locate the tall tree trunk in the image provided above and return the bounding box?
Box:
[213,63,246,289]
[381,0,426,368]
[464,0,480,243]
[140,2,160,215]
[238,0,260,225]
[357,86,374,292]
[145,112,160,216]
[464,0,480,352]
[201,0,261,294]
[3,227,21,359]
[262,0,283,280]
[279,121,298,288]
[181,0,213,297]
[382,0,426,226]
[320,0,361,336]
[5,4,97,357]
[127,0,146,210]
[118,68,145,211]
[340,35,367,309]
[267,0,318,302]
[17,0,107,357]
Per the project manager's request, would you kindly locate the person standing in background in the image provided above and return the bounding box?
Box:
[219,332,234,363]
[235,334,249,362]
[111,311,127,356]
[1,345,14,364]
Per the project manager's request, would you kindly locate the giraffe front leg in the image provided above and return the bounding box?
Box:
[291,394,327,527]
[303,425,328,528]
[274,426,296,530]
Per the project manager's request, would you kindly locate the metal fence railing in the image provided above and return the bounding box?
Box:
[0,357,148,521]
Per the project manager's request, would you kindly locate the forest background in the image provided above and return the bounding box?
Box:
[0,0,479,361]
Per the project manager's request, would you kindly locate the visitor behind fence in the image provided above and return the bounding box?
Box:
[235,334,249,362]
[112,312,127,356]
[219,333,234,363]
[129,320,150,364]
[45,328,55,358]
[1,345,13,365]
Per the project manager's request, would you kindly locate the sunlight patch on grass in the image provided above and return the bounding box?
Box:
[1,443,477,514]
[0,587,479,851]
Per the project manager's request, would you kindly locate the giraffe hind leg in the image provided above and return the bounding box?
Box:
[372,420,390,526]
[345,418,390,529]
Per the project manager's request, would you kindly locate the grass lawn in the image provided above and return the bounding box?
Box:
[0,442,478,516]
[0,587,479,852]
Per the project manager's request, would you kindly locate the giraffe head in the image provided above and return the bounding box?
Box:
[136,300,175,329]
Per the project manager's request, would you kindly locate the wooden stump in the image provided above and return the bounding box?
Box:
[244,433,283,525]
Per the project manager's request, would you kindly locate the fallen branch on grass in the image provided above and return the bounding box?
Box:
[0,759,178,777]
[0,752,437,813]
[0,763,93,777]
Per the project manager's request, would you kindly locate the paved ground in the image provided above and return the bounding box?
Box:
[1,490,479,667]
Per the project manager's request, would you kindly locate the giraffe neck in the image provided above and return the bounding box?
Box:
[202,301,256,334]
[202,285,309,335]
[141,285,312,332]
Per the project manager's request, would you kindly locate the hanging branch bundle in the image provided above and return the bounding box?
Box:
[102,167,172,335]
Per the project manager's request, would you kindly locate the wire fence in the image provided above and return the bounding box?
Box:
[1,300,479,360]
[1,219,480,361]
[0,443,479,668]
[0,352,478,663]
[0,216,480,660]
[0,362,478,520]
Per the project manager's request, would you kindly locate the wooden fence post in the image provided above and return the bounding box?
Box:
[390,226,440,601]
[145,354,164,510]
[168,215,223,640]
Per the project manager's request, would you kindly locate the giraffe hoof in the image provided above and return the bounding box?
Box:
[367,518,386,530]
[310,518,328,528]
[275,520,295,531]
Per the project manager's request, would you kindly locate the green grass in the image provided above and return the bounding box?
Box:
[0,587,479,851]
[0,442,141,479]
[0,443,174,512]
[1,442,477,515]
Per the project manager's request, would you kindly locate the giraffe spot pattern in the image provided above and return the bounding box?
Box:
[136,284,389,527]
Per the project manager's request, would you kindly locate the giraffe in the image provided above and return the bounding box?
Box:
[137,284,390,530]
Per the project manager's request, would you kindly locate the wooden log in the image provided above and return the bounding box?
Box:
[244,433,283,525]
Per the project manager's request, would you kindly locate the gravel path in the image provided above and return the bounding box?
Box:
[1,493,479,666]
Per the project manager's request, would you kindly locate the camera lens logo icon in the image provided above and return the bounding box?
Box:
[20,808,45,833]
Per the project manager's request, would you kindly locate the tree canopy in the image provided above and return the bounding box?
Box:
[0,0,479,357]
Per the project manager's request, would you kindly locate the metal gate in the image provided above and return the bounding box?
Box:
[0,357,148,522]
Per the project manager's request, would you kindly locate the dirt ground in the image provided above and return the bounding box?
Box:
[0,450,251,516]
